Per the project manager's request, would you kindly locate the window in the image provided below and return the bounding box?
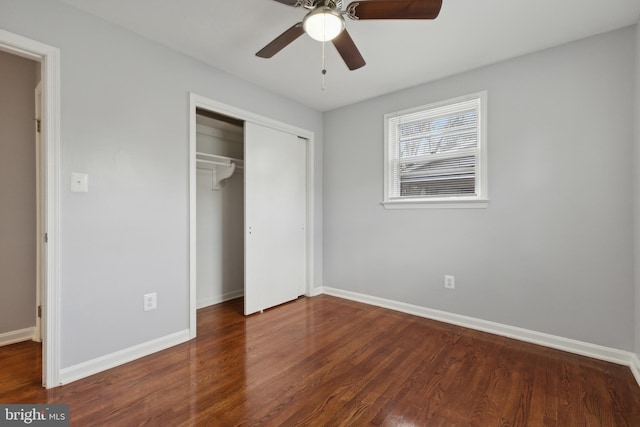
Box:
[383,91,488,209]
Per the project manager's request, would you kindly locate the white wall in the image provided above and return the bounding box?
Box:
[0,0,323,369]
[324,27,636,351]
[0,50,37,335]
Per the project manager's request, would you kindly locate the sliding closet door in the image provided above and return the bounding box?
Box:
[244,122,306,315]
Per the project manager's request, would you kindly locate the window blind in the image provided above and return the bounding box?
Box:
[388,98,481,200]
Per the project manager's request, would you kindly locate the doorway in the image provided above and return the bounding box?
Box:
[0,29,61,388]
[188,94,315,336]
[0,50,39,344]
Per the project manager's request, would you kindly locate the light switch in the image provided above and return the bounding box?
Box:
[71,172,88,192]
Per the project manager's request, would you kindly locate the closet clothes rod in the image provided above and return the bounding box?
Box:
[196,160,244,170]
[197,158,232,167]
[196,156,244,170]
[196,152,243,164]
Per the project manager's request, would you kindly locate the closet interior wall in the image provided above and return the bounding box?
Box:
[195,113,244,308]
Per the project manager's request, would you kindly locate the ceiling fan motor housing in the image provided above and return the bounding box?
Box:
[303,6,346,41]
[303,0,343,10]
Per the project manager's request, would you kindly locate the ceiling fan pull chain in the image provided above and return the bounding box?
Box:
[321,40,327,90]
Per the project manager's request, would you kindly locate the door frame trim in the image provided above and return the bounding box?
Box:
[0,29,62,388]
[35,81,42,343]
[188,93,315,337]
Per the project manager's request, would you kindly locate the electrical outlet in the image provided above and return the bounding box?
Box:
[444,275,455,290]
[144,293,157,311]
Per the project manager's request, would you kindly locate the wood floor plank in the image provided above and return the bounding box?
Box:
[529,351,558,426]
[1,295,639,426]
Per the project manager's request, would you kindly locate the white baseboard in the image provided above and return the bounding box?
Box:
[0,327,35,347]
[59,329,191,385]
[321,287,640,386]
[631,354,640,386]
[197,289,244,309]
[306,286,323,297]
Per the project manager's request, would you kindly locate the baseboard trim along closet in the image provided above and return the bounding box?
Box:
[307,287,324,297]
[197,290,244,309]
[631,354,640,387]
[321,287,640,387]
[59,329,191,385]
[0,327,36,347]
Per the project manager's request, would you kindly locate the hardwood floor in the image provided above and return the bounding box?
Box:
[1,295,639,426]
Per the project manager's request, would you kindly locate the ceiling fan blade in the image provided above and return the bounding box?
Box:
[256,23,305,58]
[332,29,366,70]
[348,0,442,20]
[272,0,301,5]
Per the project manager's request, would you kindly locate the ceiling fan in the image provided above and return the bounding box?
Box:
[256,0,443,71]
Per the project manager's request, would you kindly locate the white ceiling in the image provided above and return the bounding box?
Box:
[59,0,640,112]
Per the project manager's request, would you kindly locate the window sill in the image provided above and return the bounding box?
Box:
[381,198,489,209]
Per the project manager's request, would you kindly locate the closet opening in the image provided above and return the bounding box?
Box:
[195,108,245,309]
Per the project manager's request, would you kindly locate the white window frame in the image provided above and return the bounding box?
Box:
[382,91,489,209]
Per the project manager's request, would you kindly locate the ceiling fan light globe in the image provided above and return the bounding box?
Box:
[303,7,345,42]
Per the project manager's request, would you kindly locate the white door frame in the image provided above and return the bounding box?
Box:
[188,93,315,338]
[0,29,61,388]
[34,81,42,343]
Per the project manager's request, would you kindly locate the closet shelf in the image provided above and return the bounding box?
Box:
[196,152,243,190]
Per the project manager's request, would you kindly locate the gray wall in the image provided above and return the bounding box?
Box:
[0,0,323,368]
[324,27,635,351]
[196,169,244,307]
[0,50,37,335]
